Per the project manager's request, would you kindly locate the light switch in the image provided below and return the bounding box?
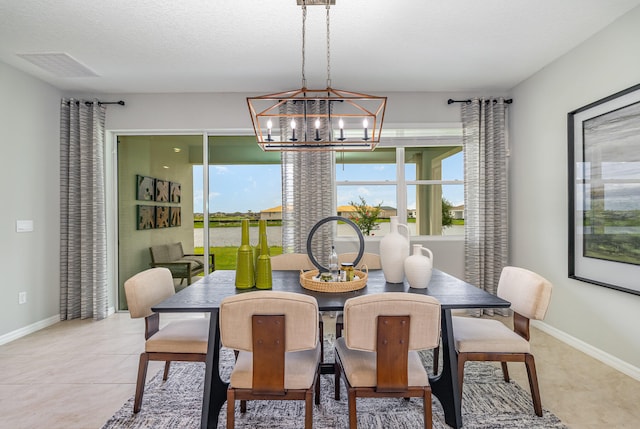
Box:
[16,220,34,233]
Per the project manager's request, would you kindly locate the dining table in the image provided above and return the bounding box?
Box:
[151,268,510,429]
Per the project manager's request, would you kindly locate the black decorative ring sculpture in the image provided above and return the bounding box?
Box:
[306,216,365,272]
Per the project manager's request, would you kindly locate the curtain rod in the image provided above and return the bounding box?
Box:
[84,100,126,106]
[447,98,512,105]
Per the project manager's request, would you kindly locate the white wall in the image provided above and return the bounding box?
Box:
[510,6,640,370]
[0,62,62,339]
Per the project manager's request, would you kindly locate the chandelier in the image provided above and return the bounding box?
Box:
[247,0,387,151]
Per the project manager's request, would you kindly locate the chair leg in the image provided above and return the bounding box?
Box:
[336,321,343,338]
[347,388,357,429]
[334,361,341,400]
[525,354,543,417]
[501,361,510,382]
[227,388,235,429]
[305,387,313,429]
[133,353,149,413]
[240,400,247,413]
[423,388,432,429]
[163,361,171,380]
[457,353,468,402]
[315,368,321,405]
[319,317,325,363]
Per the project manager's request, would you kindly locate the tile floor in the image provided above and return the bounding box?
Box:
[1,312,639,429]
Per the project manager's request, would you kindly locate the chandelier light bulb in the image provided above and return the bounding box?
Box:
[363,118,369,141]
[290,119,298,141]
[266,119,273,141]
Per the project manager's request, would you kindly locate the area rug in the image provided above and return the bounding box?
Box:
[103,346,567,429]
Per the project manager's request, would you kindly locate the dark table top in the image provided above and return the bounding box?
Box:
[152,269,510,313]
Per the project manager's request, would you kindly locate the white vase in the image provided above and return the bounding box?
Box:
[379,216,410,283]
[404,244,433,289]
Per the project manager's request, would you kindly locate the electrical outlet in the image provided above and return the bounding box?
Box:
[18,292,27,304]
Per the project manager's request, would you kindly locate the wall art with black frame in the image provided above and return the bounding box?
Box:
[135,174,181,230]
[568,82,640,296]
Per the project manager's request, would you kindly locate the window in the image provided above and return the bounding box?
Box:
[336,129,464,237]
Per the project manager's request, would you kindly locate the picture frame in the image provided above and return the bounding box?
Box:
[155,179,169,202]
[170,206,182,227]
[137,205,155,230]
[170,182,181,203]
[568,82,640,296]
[156,206,170,228]
[136,175,155,201]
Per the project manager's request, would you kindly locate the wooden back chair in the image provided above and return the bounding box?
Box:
[334,293,441,429]
[220,291,321,429]
[124,267,208,413]
[453,266,553,416]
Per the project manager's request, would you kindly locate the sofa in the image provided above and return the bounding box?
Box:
[149,242,215,286]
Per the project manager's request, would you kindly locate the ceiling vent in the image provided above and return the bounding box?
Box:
[16,52,98,78]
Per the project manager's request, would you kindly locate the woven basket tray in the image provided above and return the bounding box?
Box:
[299,266,368,292]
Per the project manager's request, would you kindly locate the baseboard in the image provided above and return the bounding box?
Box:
[0,314,60,346]
[532,320,640,382]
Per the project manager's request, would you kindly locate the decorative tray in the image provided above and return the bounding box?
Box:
[299,266,368,292]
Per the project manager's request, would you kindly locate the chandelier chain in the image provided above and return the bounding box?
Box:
[301,3,307,88]
[326,2,331,88]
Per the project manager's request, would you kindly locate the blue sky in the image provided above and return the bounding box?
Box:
[193,152,464,213]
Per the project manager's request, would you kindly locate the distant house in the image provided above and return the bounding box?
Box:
[379,206,397,218]
[261,204,400,221]
[338,204,396,219]
[260,205,282,220]
[450,204,464,219]
[337,205,357,218]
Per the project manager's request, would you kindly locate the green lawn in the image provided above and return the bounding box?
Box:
[195,246,283,270]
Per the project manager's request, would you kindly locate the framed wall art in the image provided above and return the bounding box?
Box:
[155,179,169,202]
[156,206,170,228]
[568,82,640,296]
[137,205,155,230]
[170,182,181,203]
[170,206,182,227]
[136,175,155,201]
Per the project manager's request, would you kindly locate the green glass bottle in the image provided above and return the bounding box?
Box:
[255,225,272,290]
[235,219,255,289]
[253,219,268,269]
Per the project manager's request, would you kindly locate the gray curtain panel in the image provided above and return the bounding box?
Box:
[462,98,509,315]
[281,101,336,264]
[59,98,108,321]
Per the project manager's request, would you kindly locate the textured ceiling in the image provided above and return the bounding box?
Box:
[1,0,639,94]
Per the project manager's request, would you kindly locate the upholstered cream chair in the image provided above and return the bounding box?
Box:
[270,253,315,271]
[334,293,441,429]
[124,267,209,413]
[453,266,553,416]
[337,252,381,270]
[220,291,321,429]
[271,252,326,362]
[335,252,382,338]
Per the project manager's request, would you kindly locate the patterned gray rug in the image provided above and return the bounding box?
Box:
[103,346,567,429]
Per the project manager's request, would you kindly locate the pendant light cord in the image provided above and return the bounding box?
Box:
[326,1,331,88]
[301,3,307,89]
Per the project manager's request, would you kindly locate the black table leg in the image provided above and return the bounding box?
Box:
[429,309,462,428]
[201,311,229,429]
